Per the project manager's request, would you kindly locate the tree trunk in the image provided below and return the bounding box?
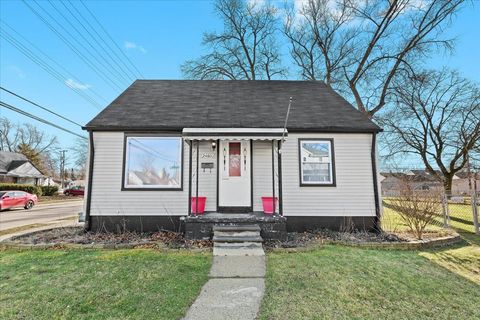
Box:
[443,175,453,198]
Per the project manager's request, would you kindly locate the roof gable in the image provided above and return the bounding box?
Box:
[84,80,382,133]
[0,151,28,173]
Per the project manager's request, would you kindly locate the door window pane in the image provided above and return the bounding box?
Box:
[229,142,241,177]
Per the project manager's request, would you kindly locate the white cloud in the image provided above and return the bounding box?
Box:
[9,65,26,79]
[124,41,147,54]
[65,79,91,90]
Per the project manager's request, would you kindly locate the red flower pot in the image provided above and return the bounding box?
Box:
[191,197,206,214]
[261,197,278,215]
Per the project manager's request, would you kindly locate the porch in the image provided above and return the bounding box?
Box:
[183,212,287,241]
[182,128,287,240]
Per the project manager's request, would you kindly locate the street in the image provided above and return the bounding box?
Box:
[0,200,83,232]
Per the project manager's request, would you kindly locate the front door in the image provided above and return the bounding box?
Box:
[218,140,251,211]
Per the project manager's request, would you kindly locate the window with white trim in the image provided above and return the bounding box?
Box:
[299,139,335,186]
[123,136,182,189]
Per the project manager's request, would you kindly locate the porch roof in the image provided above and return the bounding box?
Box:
[182,127,287,140]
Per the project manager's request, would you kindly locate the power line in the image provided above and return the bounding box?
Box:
[69,1,138,80]
[0,20,107,104]
[0,87,83,127]
[0,26,103,109]
[0,26,104,109]
[60,1,137,81]
[0,101,87,140]
[80,0,144,78]
[22,0,124,92]
[47,0,132,85]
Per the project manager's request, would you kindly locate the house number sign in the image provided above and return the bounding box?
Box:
[201,153,215,159]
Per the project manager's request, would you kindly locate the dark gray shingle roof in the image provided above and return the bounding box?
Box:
[0,151,28,173]
[84,80,381,132]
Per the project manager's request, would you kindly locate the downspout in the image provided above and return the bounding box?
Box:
[85,131,95,232]
[371,132,381,232]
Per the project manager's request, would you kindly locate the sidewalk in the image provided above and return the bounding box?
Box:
[183,243,266,320]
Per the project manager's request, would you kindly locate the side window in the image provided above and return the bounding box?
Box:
[299,139,336,186]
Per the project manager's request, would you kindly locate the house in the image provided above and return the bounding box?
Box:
[0,151,45,185]
[380,169,479,196]
[452,171,480,195]
[380,169,443,196]
[82,80,382,238]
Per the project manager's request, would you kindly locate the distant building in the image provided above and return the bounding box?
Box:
[0,151,45,185]
[380,169,479,196]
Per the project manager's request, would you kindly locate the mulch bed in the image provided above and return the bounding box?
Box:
[8,227,212,249]
[264,230,404,249]
[264,229,458,249]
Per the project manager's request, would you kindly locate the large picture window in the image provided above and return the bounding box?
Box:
[123,136,182,190]
[299,139,335,186]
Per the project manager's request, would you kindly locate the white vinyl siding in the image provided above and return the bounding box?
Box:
[191,141,217,212]
[87,132,376,217]
[89,132,189,216]
[252,141,278,212]
[282,133,376,217]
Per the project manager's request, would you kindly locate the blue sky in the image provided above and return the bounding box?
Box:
[0,1,479,168]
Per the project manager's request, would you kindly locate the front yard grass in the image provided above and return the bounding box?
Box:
[0,248,211,320]
[260,244,480,320]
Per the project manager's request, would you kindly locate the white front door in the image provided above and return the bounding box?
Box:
[218,140,251,208]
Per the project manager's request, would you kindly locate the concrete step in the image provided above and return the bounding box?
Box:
[213,243,265,256]
[213,224,261,232]
[214,230,260,238]
[214,242,263,249]
[212,235,263,243]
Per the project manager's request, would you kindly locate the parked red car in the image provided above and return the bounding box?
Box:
[63,186,85,196]
[0,190,38,211]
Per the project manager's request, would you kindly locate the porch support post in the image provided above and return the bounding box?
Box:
[196,140,199,215]
[277,140,283,216]
[188,140,192,216]
[272,140,276,214]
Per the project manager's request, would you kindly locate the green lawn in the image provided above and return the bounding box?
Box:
[0,249,211,320]
[260,245,480,320]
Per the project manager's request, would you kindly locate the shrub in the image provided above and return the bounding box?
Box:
[389,182,442,239]
[41,185,59,196]
[0,183,42,196]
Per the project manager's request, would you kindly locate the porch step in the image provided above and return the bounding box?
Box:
[213,242,265,256]
[213,224,261,232]
[212,223,263,243]
[212,235,263,243]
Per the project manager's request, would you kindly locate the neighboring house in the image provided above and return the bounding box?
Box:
[0,151,45,185]
[82,80,383,236]
[380,170,443,196]
[43,177,61,187]
[381,169,479,196]
[68,179,85,188]
[452,171,480,195]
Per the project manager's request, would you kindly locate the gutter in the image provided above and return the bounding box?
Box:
[84,131,95,231]
[371,132,381,232]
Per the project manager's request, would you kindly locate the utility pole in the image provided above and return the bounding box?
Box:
[60,150,67,190]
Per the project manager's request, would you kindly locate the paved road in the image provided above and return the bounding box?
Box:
[0,200,83,231]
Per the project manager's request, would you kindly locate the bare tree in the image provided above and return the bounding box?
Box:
[70,137,88,177]
[0,117,59,174]
[385,69,480,195]
[286,0,465,118]
[182,0,286,80]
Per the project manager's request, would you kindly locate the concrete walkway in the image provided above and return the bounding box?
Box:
[183,242,266,320]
